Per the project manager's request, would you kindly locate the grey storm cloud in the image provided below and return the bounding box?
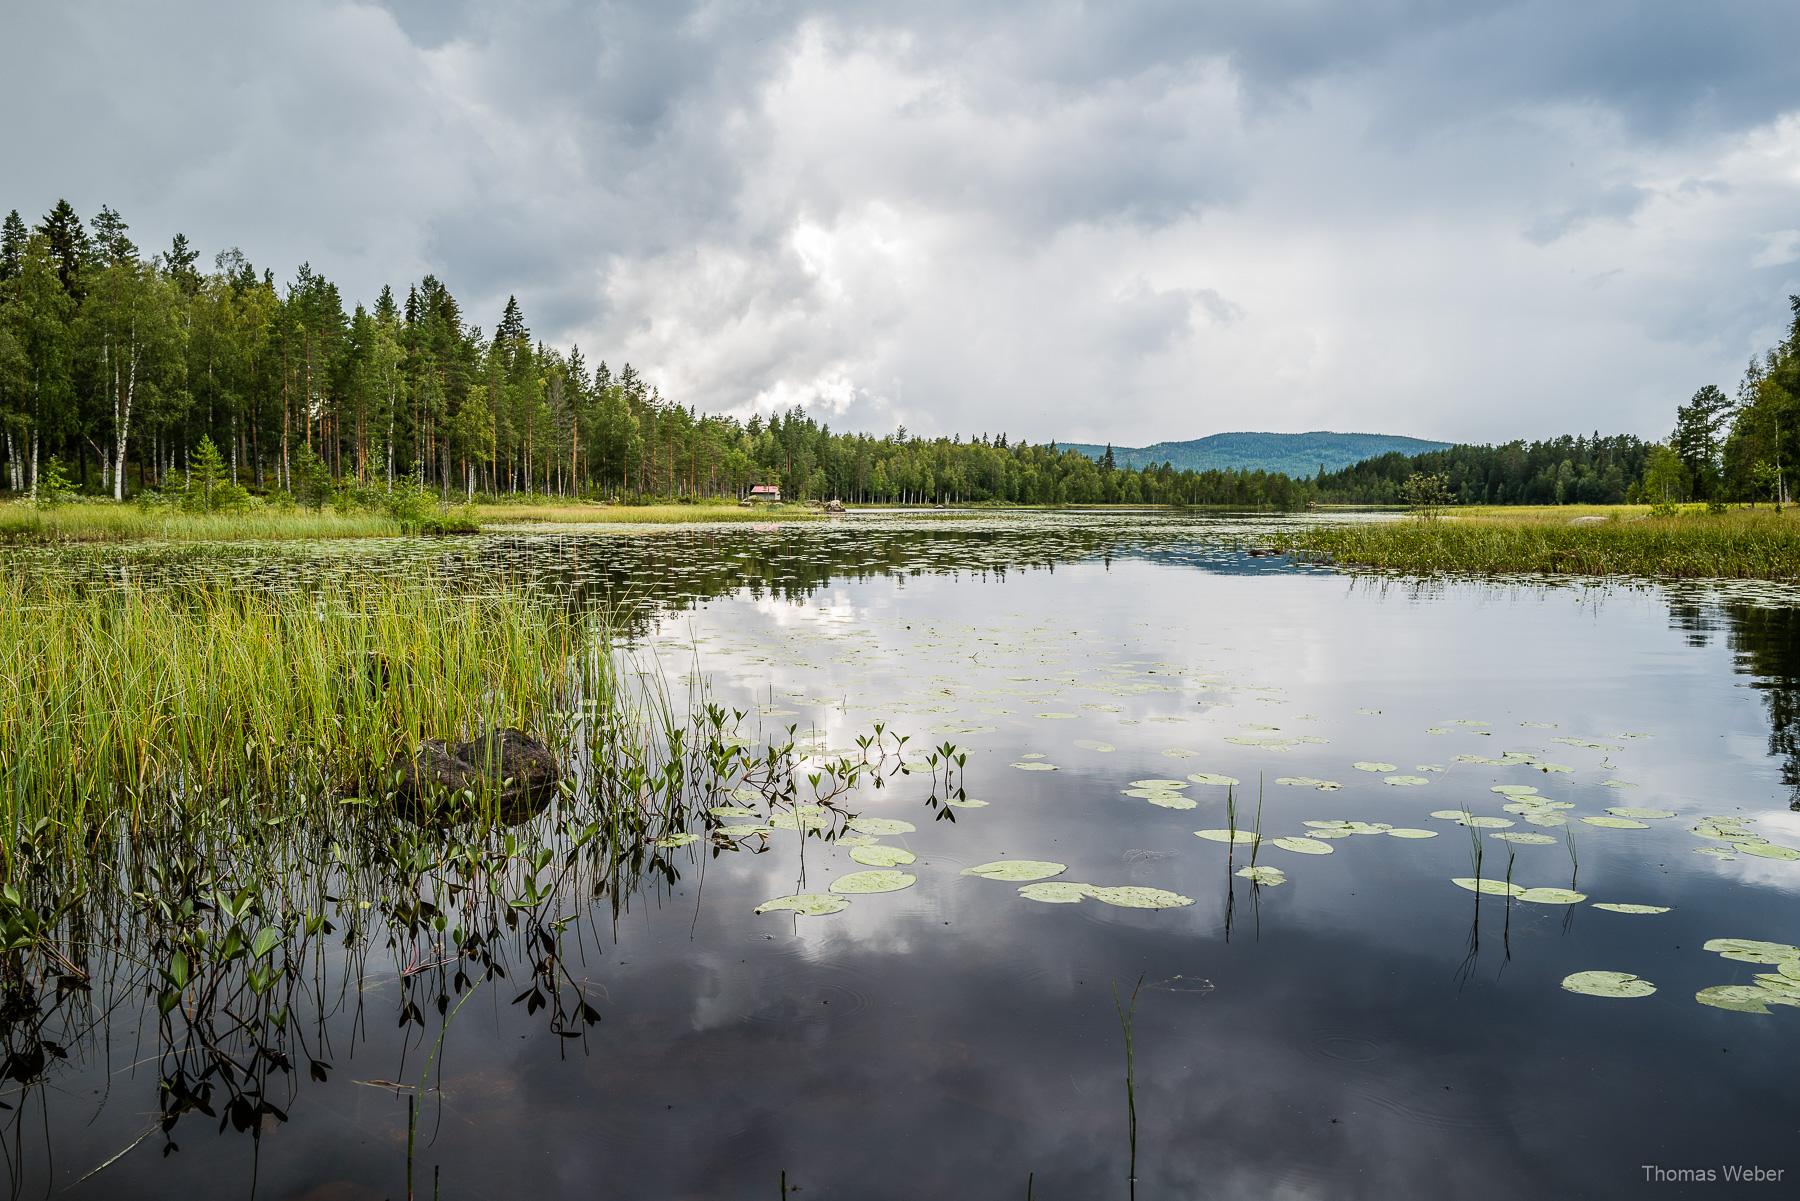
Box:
[4,0,1800,444]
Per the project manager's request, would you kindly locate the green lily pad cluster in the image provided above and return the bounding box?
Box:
[1695,939,1800,1014]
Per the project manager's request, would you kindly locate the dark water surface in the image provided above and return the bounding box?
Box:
[7,512,1800,1200]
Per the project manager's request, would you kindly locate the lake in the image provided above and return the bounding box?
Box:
[6,510,1800,1200]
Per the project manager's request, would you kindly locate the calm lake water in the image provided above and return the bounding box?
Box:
[8,511,1800,1200]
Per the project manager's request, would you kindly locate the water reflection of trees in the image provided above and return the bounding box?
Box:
[1669,599,1800,809]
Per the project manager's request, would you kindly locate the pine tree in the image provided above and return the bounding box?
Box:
[0,211,26,282]
[185,434,230,512]
[35,199,89,296]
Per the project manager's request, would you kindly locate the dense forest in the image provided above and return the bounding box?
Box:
[0,200,1317,508]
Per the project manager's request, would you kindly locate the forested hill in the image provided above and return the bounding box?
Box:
[1062,431,1452,477]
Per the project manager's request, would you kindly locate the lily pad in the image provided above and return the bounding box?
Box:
[1353,761,1398,773]
[963,860,1066,882]
[850,844,917,867]
[1086,885,1195,909]
[1131,779,1190,789]
[1605,807,1675,820]
[1194,829,1261,845]
[709,805,762,819]
[1517,886,1587,904]
[1074,740,1115,752]
[1269,836,1334,855]
[945,797,989,809]
[1019,881,1092,904]
[829,870,917,895]
[1562,970,1656,999]
[1144,793,1199,810]
[1452,878,1525,897]
[1695,984,1797,1014]
[846,816,917,836]
[1591,903,1672,914]
[1491,831,1556,845]
[1186,773,1240,787]
[1737,843,1800,861]
[1384,828,1439,839]
[1384,775,1430,787]
[1011,761,1059,771]
[754,894,850,917]
[1581,816,1649,830]
[653,832,700,848]
[1702,938,1800,963]
[1276,776,1342,790]
[1236,865,1288,885]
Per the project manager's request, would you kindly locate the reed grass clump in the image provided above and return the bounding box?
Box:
[0,576,577,849]
[1275,506,1800,580]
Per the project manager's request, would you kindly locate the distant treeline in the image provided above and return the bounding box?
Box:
[1310,435,1656,505]
[5,197,1794,510]
[0,199,1314,508]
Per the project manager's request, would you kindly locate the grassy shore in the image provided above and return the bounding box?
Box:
[0,500,467,544]
[479,499,824,524]
[1275,504,1800,580]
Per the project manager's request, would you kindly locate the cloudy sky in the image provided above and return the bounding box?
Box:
[5,1,1799,446]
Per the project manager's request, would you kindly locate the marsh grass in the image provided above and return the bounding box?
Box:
[0,501,413,544]
[478,500,824,525]
[0,576,576,851]
[1275,505,1800,580]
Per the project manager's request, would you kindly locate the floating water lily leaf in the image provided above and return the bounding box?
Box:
[1562,970,1656,999]
[1384,828,1439,839]
[1702,939,1800,963]
[1779,960,1800,982]
[1340,821,1394,835]
[1581,816,1649,829]
[963,860,1066,882]
[1753,973,1800,998]
[718,823,775,837]
[1269,836,1334,855]
[653,832,700,848]
[1695,985,1796,1014]
[1522,812,1570,827]
[1354,761,1398,773]
[1492,785,1540,796]
[709,805,762,819]
[1452,878,1525,897]
[1131,779,1189,789]
[1277,776,1342,790]
[1011,761,1059,771]
[829,870,917,895]
[1693,846,1737,860]
[945,797,989,809]
[1087,885,1194,909]
[850,844,916,867]
[1144,793,1199,810]
[1384,775,1430,787]
[1194,829,1261,845]
[835,833,878,846]
[846,816,917,836]
[1186,773,1239,787]
[1236,865,1287,885]
[1074,740,1115,752]
[1737,843,1800,861]
[1517,887,1587,904]
[1605,807,1675,820]
[1592,903,1671,914]
[1019,881,1092,904]
[754,893,849,917]
[1491,832,1557,845]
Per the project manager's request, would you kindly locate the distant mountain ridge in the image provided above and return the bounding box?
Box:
[1060,431,1453,478]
